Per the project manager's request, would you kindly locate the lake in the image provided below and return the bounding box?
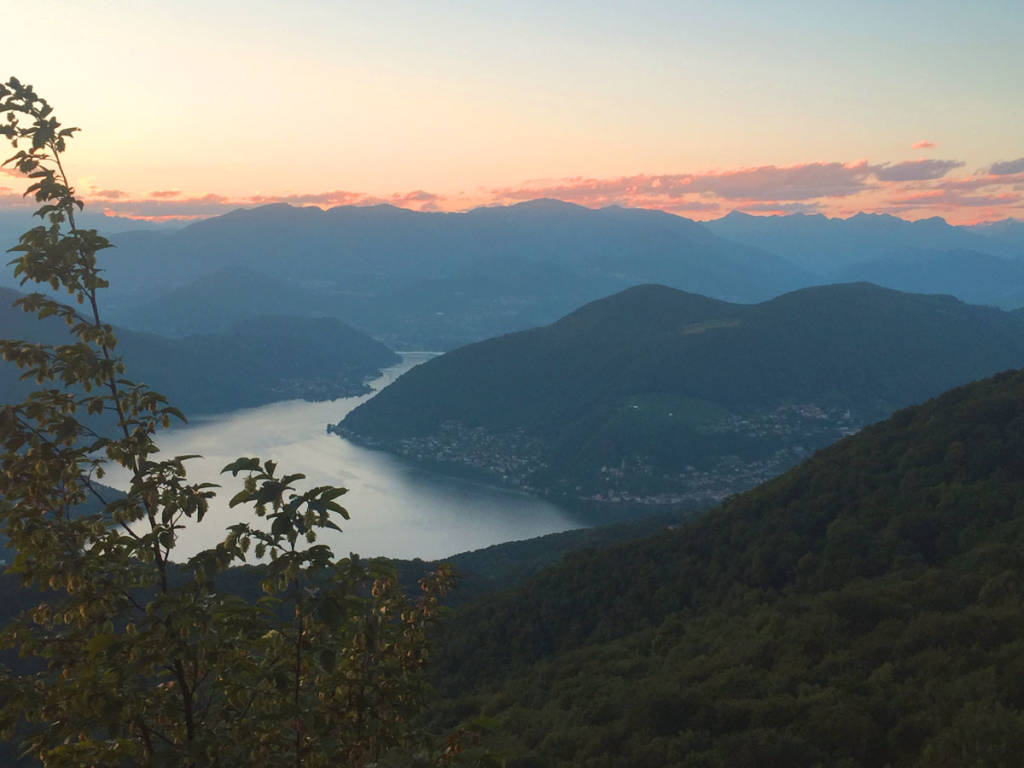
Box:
[104,353,581,561]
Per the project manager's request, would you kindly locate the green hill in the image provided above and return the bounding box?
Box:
[339,282,1024,507]
[428,366,1024,766]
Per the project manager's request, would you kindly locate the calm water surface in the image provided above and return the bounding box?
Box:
[105,353,580,560]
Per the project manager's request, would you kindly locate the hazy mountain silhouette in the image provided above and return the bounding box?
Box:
[705,210,1023,274]
[0,287,397,415]
[82,201,809,349]
[835,248,1024,308]
[969,217,1024,253]
[9,202,1024,347]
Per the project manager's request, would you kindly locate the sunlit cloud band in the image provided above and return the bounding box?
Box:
[2,156,1022,226]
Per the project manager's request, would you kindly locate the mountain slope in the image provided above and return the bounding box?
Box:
[430,366,1024,766]
[339,283,1024,505]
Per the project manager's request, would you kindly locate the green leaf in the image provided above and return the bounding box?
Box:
[270,515,292,538]
[318,648,337,670]
[222,456,261,475]
[86,632,115,655]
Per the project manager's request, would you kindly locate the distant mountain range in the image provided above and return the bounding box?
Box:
[705,210,1023,270]
[4,202,1023,349]
[969,216,1024,251]
[705,211,1024,306]
[338,282,1024,508]
[0,287,398,416]
[6,201,809,349]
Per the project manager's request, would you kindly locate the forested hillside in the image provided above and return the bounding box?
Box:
[427,366,1024,766]
[340,282,1024,507]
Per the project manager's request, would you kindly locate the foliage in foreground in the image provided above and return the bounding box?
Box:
[0,77,472,767]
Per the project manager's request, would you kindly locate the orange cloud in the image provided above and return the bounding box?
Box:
[911,140,936,149]
[89,188,129,200]
[150,189,182,198]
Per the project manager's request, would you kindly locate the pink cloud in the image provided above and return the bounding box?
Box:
[245,189,443,212]
[928,171,1024,193]
[872,159,963,182]
[388,189,443,211]
[911,140,936,150]
[248,190,369,206]
[491,162,880,206]
[990,157,1024,175]
[89,188,129,200]
[887,188,1021,208]
[1,154,1020,226]
[98,193,233,220]
[686,162,878,200]
[483,159,1022,223]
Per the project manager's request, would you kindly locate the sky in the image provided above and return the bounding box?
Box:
[2,0,1023,224]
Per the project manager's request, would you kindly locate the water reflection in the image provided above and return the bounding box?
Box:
[104,353,580,560]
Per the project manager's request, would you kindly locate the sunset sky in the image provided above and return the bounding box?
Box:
[3,0,1022,224]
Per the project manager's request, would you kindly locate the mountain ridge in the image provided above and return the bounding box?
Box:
[73,202,810,349]
[339,282,1024,508]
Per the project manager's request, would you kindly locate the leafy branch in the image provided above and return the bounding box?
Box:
[0,76,466,768]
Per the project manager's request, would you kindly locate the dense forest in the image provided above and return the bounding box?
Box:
[418,366,1024,766]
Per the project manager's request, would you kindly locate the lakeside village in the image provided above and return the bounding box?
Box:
[337,403,862,507]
